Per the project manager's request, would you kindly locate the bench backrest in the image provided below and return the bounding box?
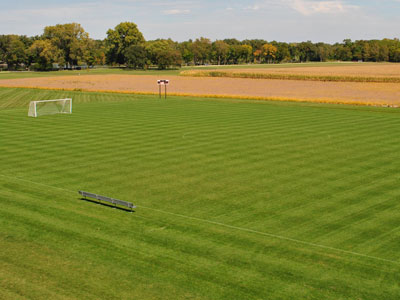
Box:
[79,191,136,209]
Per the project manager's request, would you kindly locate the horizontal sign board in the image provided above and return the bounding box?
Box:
[157,79,169,85]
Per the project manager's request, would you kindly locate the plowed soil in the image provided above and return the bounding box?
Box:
[1,74,400,105]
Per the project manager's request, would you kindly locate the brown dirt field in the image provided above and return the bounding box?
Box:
[207,63,400,78]
[1,74,400,106]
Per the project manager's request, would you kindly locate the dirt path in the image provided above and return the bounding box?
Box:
[1,74,399,105]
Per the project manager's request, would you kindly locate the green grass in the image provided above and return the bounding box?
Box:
[1,87,400,299]
[0,62,381,80]
[0,67,182,80]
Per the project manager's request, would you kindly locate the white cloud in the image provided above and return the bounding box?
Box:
[2,3,98,21]
[162,9,190,15]
[290,0,358,16]
[0,2,107,37]
[245,4,261,11]
[0,0,398,43]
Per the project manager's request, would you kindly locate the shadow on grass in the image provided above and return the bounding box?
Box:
[80,197,135,213]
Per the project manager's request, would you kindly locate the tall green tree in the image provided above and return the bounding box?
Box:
[212,40,229,65]
[192,37,211,65]
[146,39,182,69]
[43,23,90,67]
[297,41,318,62]
[0,36,7,62]
[316,43,331,62]
[240,45,253,63]
[273,42,291,63]
[178,40,194,65]
[29,39,63,70]
[362,42,371,61]
[0,35,28,70]
[352,41,364,61]
[124,44,147,69]
[223,38,241,46]
[388,39,400,62]
[368,41,381,62]
[106,22,145,65]
[82,39,106,68]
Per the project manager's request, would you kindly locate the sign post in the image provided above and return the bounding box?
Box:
[157,79,169,99]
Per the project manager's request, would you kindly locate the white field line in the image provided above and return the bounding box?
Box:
[0,172,398,266]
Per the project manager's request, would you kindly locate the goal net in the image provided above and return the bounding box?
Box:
[28,98,72,117]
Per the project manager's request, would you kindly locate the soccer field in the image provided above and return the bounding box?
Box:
[1,87,400,299]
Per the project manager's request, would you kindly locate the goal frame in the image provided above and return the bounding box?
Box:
[28,98,72,117]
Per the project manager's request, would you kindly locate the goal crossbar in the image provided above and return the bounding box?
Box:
[30,98,72,103]
[28,98,72,117]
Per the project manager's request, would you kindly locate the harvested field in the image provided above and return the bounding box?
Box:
[181,63,400,83]
[208,63,400,77]
[1,74,400,106]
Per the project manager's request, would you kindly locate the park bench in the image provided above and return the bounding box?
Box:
[79,191,136,211]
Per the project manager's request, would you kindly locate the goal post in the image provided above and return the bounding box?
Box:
[28,98,72,117]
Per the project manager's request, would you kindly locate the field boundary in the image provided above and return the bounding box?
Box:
[1,172,398,266]
[0,85,397,108]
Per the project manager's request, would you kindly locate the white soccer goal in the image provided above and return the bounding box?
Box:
[28,98,72,117]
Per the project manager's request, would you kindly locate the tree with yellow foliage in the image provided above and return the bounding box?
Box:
[29,39,63,70]
[253,49,262,63]
[262,43,277,63]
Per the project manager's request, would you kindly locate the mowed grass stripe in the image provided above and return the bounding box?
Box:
[2,94,400,242]
[1,176,398,300]
[1,171,398,267]
[1,87,400,299]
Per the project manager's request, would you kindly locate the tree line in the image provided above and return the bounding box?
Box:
[1,22,400,71]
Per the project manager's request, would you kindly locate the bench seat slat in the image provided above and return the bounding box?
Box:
[113,199,133,208]
[79,191,135,210]
[79,191,97,199]
[97,195,113,203]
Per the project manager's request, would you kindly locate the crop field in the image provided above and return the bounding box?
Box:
[0,62,369,80]
[1,72,400,106]
[181,63,400,83]
[1,87,400,299]
[223,63,400,78]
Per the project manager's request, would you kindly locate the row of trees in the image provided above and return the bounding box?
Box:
[179,38,400,65]
[0,22,182,71]
[1,22,400,71]
[0,23,105,71]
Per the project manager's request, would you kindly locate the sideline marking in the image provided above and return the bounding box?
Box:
[0,172,398,266]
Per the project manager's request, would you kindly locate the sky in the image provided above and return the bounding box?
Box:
[1,0,399,43]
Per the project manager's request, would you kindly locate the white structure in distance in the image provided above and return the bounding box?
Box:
[28,98,72,117]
